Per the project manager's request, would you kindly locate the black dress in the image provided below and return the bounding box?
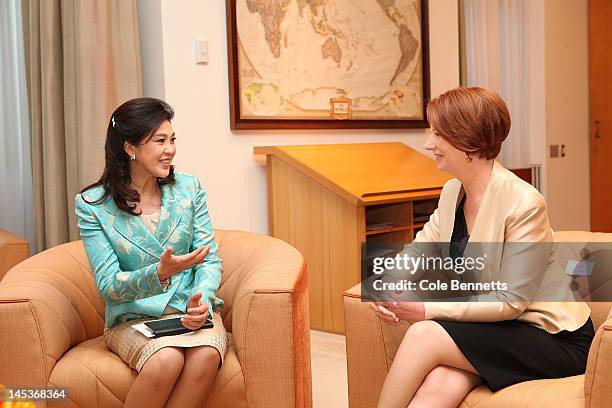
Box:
[435,195,595,391]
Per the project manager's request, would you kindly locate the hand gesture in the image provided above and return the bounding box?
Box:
[369,301,400,324]
[157,246,210,281]
[382,301,425,323]
[181,292,210,330]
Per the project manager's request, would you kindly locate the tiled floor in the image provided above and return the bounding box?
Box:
[310,330,349,408]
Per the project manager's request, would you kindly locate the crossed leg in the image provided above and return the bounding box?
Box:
[408,366,481,407]
[377,321,482,408]
[166,345,221,408]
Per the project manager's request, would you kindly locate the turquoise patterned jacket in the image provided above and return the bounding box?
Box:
[75,172,223,328]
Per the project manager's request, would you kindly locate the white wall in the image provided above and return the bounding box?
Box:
[139,0,460,234]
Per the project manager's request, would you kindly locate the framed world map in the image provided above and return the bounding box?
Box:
[226,0,430,130]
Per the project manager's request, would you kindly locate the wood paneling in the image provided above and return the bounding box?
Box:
[589,0,612,232]
[268,156,362,333]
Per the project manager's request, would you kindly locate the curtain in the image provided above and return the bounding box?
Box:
[0,0,36,252]
[21,0,143,250]
[460,0,531,169]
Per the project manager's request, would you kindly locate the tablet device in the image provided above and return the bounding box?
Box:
[144,317,214,337]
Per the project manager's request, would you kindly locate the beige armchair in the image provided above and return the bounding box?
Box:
[0,230,312,407]
[344,231,612,408]
[0,228,29,281]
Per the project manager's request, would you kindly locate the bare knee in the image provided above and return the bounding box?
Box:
[403,321,446,350]
[396,321,460,371]
[141,347,185,387]
[406,320,441,338]
[184,346,220,380]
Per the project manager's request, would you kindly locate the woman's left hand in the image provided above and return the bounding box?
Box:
[370,301,399,324]
[382,301,426,323]
[181,292,209,330]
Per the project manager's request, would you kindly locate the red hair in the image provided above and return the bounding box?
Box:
[427,87,511,160]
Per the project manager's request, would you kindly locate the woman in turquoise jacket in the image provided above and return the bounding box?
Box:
[75,98,226,408]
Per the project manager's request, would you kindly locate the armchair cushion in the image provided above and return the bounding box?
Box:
[461,375,584,408]
[47,334,247,408]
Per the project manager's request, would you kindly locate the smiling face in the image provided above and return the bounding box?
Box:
[125,119,176,180]
[424,128,468,175]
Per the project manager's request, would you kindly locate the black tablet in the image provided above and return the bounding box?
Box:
[144,317,214,337]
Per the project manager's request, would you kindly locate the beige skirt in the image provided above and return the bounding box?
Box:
[104,311,227,372]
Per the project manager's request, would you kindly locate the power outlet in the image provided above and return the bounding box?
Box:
[550,144,559,158]
[550,144,567,158]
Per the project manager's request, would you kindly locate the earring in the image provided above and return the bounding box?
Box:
[465,153,473,163]
[130,154,136,161]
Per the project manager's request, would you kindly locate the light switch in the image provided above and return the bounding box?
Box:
[194,40,209,64]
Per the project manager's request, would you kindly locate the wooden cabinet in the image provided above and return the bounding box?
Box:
[254,143,451,333]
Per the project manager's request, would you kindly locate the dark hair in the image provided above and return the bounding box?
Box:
[79,97,176,215]
[427,87,511,160]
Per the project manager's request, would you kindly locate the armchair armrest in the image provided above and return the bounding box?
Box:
[216,231,311,408]
[343,283,411,408]
[584,314,612,407]
[0,241,103,393]
[0,228,29,281]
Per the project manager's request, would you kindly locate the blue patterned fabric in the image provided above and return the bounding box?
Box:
[75,172,223,328]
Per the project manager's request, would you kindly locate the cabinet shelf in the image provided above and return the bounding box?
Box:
[365,225,411,236]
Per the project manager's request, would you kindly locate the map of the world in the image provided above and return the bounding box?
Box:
[234,0,425,121]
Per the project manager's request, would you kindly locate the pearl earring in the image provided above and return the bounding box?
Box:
[130,154,136,161]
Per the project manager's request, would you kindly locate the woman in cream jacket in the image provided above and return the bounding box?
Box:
[374,87,593,408]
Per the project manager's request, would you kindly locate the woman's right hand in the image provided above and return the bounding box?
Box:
[157,246,210,281]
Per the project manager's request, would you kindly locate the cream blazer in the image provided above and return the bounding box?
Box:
[411,161,590,333]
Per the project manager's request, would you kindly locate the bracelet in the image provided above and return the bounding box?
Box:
[157,264,169,291]
[161,277,171,291]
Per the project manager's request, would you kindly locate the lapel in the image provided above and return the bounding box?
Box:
[156,182,185,246]
[105,182,186,258]
[106,198,163,259]
[446,161,508,282]
[439,161,508,243]
[467,160,507,243]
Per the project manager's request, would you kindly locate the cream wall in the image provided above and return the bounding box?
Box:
[139,0,460,234]
[544,0,590,230]
[138,0,592,233]
[525,0,547,197]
